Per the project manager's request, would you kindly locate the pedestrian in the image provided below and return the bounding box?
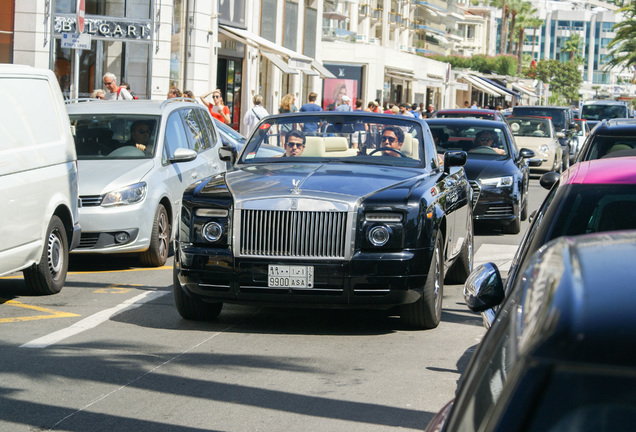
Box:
[243,94,269,135]
[200,89,231,124]
[384,103,394,114]
[103,72,134,100]
[411,103,421,118]
[183,90,195,99]
[335,95,352,111]
[391,105,400,115]
[167,87,182,98]
[464,101,470,108]
[471,100,478,109]
[365,101,376,112]
[299,92,322,134]
[399,103,415,117]
[424,104,436,118]
[278,93,298,133]
[91,89,106,100]
[354,99,363,111]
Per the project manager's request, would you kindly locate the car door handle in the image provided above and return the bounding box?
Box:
[191,171,199,179]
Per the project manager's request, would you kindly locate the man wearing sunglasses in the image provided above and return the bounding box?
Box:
[125,120,154,154]
[380,126,405,157]
[471,130,505,155]
[103,72,133,100]
[283,130,306,157]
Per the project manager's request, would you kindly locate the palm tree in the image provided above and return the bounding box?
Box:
[507,0,525,54]
[527,17,544,61]
[489,0,510,54]
[606,2,636,70]
[562,34,583,62]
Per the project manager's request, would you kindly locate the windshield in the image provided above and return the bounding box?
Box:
[237,114,427,167]
[514,108,566,131]
[581,104,628,121]
[70,114,159,159]
[582,136,636,160]
[430,124,510,157]
[509,118,552,138]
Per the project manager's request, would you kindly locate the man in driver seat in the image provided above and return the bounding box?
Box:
[380,126,404,157]
[470,130,505,155]
[126,120,154,154]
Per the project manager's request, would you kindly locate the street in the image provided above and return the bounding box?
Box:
[0,179,548,432]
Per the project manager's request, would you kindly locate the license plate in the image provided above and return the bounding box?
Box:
[268,265,314,288]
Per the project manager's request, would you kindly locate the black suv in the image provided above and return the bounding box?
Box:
[512,105,576,166]
[576,118,636,161]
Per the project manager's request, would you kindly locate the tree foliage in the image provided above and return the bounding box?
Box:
[525,59,582,103]
[427,54,519,76]
[606,2,636,70]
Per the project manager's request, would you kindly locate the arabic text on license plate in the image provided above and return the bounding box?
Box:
[268,265,314,288]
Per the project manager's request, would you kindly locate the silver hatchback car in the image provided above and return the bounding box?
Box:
[66,99,225,266]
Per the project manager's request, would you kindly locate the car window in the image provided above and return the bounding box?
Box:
[197,109,221,149]
[163,111,189,162]
[180,108,210,152]
[509,118,552,138]
[582,136,636,160]
[514,108,566,130]
[431,125,509,157]
[70,114,158,159]
[237,114,426,167]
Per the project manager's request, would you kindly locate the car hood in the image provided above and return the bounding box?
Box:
[78,159,154,195]
[225,163,428,205]
[513,136,555,150]
[464,157,516,181]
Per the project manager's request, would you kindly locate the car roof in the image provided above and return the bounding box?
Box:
[437,109,497,115]
[561,156,636,185]
[589,118,636,134]
[513,105,571,112]
[582,99,629,106]
[424,118,508,127]
[65,99,202,116]
[520,231,636,368]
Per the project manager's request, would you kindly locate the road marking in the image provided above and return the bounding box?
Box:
[93,284,141,294]
[0,299,80,323]
[0,265,172,280]
[474,243,519,273]
[20,290,168,349]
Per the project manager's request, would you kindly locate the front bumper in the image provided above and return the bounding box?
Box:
[175,245,434,309]
[472,186,519,223]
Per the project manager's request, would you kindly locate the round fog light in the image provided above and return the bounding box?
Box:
[369,226,390,247]
[203,222,223,242]
[115,232,130,243]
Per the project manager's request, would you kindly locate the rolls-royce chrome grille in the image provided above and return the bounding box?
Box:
[240,210,348,258]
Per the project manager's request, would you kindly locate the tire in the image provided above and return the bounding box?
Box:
[503,205,521,235]
[173,263,222,320]
[23,215,68,295]
[140,204,170,267]
[445,218,473,284]
[401,234,444,329]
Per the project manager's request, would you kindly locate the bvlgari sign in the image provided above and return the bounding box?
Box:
[54,16,151,41]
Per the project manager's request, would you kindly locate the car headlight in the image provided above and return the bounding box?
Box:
[202,221,224,242]
[539,145,549,153]
[480,176,513,188]
[368,226,391,247]
[102,182,147,207]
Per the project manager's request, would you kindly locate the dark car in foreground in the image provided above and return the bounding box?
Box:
[425,118,533,234]
[433,109,507,122]
[576,118,636,162]
[425,231,636,432]
[173,112,474,329]
[466,156,636,328]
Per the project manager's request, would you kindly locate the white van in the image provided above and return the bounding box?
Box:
[0,65,80,294]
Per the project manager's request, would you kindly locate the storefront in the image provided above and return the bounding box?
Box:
[322,64,363,110]
[51,1,153,99]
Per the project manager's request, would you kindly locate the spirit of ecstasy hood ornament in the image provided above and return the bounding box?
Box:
[291,179,301,195]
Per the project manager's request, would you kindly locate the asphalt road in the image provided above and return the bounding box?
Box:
[0,179,549,432]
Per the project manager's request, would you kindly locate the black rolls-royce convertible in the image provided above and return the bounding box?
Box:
[173,112,473,329]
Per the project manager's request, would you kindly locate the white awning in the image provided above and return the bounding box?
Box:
[418,78,443,88]
[461,75,500,97]
[386,67,416,80]
[260,51,298,75]
[219,25,334,78]
[512,83,537,97]
[469,75,508,97]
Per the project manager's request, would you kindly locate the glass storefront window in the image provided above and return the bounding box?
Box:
[283,1,298,51]
[170,0,184,88]
[304,5,317,59]
[55,0,150,19]
[261,0,277,42]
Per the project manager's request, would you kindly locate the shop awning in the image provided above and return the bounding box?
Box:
[469,76,509,97]
[386,67,416,80]
[479,76,520,97]
[461,75,500,97]
[512,83,538,97]
[418,78,443,88]
[219,25,335,78]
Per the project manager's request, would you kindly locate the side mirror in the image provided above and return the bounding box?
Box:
[463,263,505,312]
[170,147,198,163]
[443,151,467,174]
[556,132,565,139]
[219,144,238,164]
[518,148,535,159]
[540,171,560,190]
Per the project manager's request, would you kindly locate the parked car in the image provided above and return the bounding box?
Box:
[173,112,474,329]
[433,108,507,122]
[66,99,227,266]
[425,231,636,432]
[0,65,81,295]
[507,116,564,173]
[465,156,636,328]
[580,99,631,129]
[512,105,575,167]
[214,118,283,158]
[570,117,590,157]
[425,118,533,234]
[575,118,636,162]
